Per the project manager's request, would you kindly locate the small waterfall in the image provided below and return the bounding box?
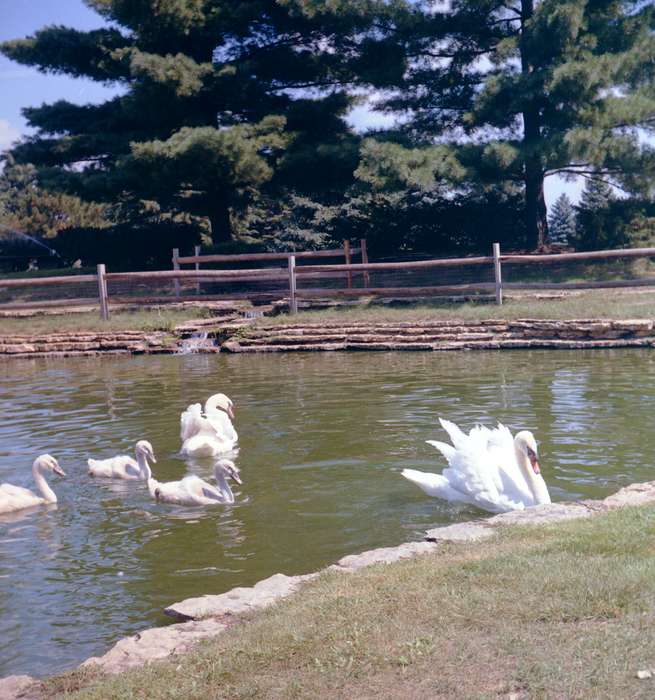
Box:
[176,331,217,354]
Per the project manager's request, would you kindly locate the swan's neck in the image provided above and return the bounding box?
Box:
[32,463,57,503]
[136,452,152,479]
[215,472,234,504]
[515,448,551,505]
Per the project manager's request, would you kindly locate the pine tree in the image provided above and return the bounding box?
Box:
[371,0,655,249]
[0,1,377,244]
[0,158,109,239]
[548,193,576,246]
[573,177,615,249]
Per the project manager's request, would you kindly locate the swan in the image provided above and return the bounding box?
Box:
[401,418,551,513]
[0,455,66,514]
[148,458,242,506]
[88,440,156,480]
[180,393,238,458]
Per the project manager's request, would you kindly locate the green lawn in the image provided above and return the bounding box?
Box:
[0,308,211,335]
[47,504,655,699]
[262,289,655,325]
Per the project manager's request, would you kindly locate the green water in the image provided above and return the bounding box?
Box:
[1,349,654,678]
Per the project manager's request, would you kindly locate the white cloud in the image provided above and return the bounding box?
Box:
[0,119,21,152]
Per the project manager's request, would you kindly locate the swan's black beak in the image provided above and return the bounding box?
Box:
[54,464,66,477]
[229,468,242,485]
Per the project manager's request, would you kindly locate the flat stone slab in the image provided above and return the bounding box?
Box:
[488,502,593,526]
[425,520,494,543]
[602,480,655,508]
[164,572,317,622]
[82,618,228,674]
[0,674,39,700]
[332,541,438,572]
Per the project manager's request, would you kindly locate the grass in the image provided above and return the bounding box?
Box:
[0,307,211,335]
[260,289,655,326]
[47,504,655,699]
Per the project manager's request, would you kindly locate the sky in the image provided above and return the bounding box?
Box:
[0,0,581,207]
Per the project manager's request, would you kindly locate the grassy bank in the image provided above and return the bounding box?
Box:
[49,504,655,699]
[261,289,655,326]
[0,308,212,335]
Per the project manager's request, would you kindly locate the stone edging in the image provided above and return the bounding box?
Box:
[221,318,655,352]
[3,318,655,358]
[3,480,655,699]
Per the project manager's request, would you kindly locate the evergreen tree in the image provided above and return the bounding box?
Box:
[548,193,576,246]
[573,176,615,249]
[0,1,378,244]
[373,0,655,249]
[0,158,109,239]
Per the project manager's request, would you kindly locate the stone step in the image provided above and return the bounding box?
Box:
[234,332,505,347]
[222,336,655,353]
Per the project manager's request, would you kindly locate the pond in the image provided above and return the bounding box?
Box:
[1,349,654,678]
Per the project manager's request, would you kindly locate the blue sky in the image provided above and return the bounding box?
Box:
[0,0,580,206]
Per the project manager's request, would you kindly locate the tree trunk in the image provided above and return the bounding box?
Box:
[520,0,549,250]
[206,202,233,244]
[524,159,548,250]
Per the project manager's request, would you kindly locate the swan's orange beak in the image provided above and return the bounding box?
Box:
[529,454,540,474]
[54,465,66,477]
[227,403,235,420]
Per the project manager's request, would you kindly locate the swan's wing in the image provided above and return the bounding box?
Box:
[122,461,142,478]
[205,411,238,443]
[178,476,225,504]
[0,483,35,499]
[426,440,457,463]
[402,468,474,503]
[88,455,137,478]
[438,418,469,450]
[181,433,229,458]
[180,403,206,442]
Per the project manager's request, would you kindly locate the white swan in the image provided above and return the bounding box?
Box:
[148,459,242,506]
[0,455,66,514]
[88,440,157,480]
[180,393,238,458]
[402,418,551,513]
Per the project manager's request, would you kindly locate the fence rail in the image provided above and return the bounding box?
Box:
[3,242,655,318]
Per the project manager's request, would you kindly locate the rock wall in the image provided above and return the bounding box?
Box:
[222,318,655,352]
[2,318,655,359]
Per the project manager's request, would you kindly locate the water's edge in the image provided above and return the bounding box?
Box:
[2,318,655,358]
[4,480,654,699]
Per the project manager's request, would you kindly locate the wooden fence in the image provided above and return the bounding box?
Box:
[171,240,369,296]
[2,243,655,319]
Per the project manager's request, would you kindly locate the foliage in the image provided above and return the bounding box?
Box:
[548,193,576,245]
[369,0,655,248]
[0,0,377,244]
[573,183,655,251]
[0,158,108,239]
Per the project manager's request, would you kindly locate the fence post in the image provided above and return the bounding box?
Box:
[172,248,180,298]
[360,238,370,288]
[343,239,352,289]
[97,263,109,320]
[493,242,503,306]
[288,254,298,314]
[194,244,201,295]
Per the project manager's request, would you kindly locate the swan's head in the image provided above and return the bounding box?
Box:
[514,431,540,474]
[215,459,242,485]
[135,440,157,463]
[34,454,66,477]
[205,393,235,420]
